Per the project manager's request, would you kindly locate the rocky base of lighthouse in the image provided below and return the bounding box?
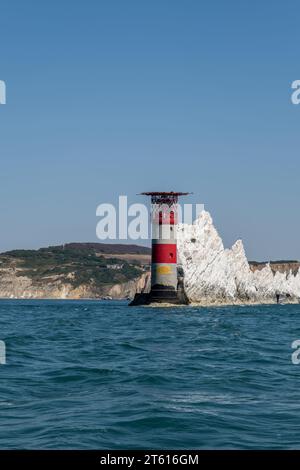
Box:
[129,278,189,306]
[129,292,189,306]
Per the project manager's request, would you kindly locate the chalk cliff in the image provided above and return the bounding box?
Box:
[177,211,300,305]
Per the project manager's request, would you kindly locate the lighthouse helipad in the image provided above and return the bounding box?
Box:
[130,191,190,306]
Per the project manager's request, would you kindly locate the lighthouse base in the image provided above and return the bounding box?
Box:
[129,282,189,306]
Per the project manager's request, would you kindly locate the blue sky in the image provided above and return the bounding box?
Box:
[0,0,299,260]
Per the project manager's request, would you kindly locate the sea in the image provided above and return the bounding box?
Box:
[0,299,300,449]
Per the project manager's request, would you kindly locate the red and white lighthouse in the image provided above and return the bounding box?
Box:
[137,191,190,304]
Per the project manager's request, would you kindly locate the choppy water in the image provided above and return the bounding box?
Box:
[0,300,300,449]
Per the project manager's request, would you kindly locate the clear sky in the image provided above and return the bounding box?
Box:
[0,0,299,260]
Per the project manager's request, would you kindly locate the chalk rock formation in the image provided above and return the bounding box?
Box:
[177,211,300,304]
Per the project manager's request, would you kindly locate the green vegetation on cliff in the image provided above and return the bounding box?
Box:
[2,244,149,289]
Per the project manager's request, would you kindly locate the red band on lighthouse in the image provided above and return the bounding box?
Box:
[152,244,177,263]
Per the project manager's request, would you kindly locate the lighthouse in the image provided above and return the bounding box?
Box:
[130,191,190,305]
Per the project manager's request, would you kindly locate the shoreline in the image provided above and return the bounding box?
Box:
[0,297,299,308]
[144,299,300,308]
